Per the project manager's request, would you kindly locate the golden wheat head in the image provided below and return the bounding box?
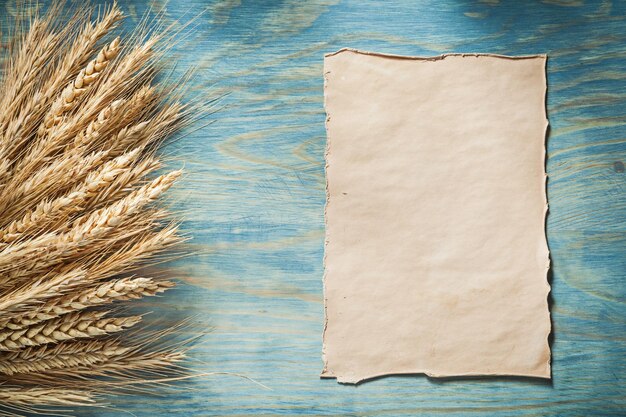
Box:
[0,1,197,415]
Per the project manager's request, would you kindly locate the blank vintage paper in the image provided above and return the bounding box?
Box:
[322,49,551,384]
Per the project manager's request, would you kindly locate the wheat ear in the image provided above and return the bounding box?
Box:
[40,5,124,102]
[1,277,173,330]
[0,311,141,351]
[0,171,180,282]
[0,150,109,226]
[0,269,86,315]
[42,37,122,133]
[0,340,129,375]
[0,387,96,406]
[0,6,123,169]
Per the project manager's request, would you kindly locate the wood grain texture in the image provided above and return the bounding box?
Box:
[4,0,626,415]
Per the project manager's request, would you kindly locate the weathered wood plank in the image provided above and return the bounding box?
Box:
[5,0,626,415]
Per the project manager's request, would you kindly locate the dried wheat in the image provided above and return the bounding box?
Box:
[0,340,129,375]
[0,311,141,351]
[0,1,195,412]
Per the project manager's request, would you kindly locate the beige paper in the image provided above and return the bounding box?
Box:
[322,49,551,384]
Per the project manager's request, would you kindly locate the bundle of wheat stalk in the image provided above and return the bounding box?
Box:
[0,2,196,414]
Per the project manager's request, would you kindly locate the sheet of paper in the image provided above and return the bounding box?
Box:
[322,49,551,384]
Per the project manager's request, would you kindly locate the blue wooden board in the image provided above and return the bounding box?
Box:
[7,0,626,415]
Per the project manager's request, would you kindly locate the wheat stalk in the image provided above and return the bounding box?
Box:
[0,146,139,243]
[39,6,124,104]
[0,269,87,316]
[41,37,122,134]
[1,277,173,331]
[0,171,181,287]
[0,1,199,414]
[0,311,142,352]
[0,340,129,375]
[0,149,109,226]
[0,387,96,406]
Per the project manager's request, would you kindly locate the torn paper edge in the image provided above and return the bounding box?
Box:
[320,49,552,384]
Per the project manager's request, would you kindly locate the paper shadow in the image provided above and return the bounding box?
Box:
[342,371,553,387]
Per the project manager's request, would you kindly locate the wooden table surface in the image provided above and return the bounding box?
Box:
[11,0,624,415]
